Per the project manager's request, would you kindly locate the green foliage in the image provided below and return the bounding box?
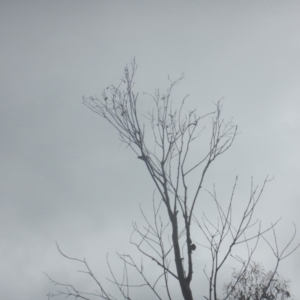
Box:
[224,262,292,300]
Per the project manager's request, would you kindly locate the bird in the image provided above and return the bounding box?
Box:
[137,155,149,161]
[191,244,196,251]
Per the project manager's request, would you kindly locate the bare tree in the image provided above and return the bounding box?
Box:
[46,60,299,300]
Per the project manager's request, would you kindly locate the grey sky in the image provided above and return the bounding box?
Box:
[0,1,300,299]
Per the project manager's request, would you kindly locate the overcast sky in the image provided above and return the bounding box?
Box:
[1,1,300,300]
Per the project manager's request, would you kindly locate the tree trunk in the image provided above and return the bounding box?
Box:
[171,215,194,300]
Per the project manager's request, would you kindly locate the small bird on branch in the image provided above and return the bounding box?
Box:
[137,155,150,161]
